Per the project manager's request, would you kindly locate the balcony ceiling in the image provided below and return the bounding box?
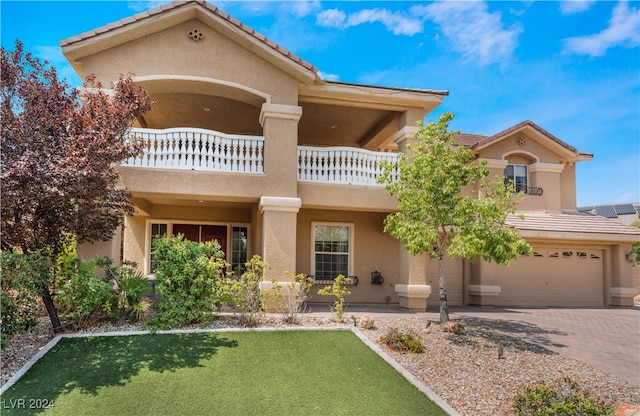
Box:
[136,92,401,150]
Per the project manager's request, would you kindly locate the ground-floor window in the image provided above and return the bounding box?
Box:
[148,222,249,275]
[312,222,353,279]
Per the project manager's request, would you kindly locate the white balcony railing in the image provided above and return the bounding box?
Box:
[123,127,264,173]
[122,128,400,186]
[297,146,399,186]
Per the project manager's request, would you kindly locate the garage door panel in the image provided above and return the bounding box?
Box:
[496,248,603,307]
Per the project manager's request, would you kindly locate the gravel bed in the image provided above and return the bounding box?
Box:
[2,314,639,415]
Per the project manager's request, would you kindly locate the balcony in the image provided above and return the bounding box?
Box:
[122,127,265,173]
[298,146,399,187]
[122,127,399,187]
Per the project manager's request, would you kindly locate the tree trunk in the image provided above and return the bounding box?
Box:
[41,282,62,334]
[438,254,449,324]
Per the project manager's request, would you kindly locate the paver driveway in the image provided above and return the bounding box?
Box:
[318,305,640,385]
[447,307,640,386]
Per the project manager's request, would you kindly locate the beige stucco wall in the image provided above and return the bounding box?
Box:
[296,208,402,305]
[76,19,299,105]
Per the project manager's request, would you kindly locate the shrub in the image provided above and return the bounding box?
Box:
[0,251,49,347]
[113,261,151,322]
[224,255,270,327]
[513,376,614,416]
[272,272,314,324]
[148,235,227,330]
[57,256,118,327]
[379,327,424,353]
[317,274,351,321]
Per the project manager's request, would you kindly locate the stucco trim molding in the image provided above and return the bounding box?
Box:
[609,287,639,298]
[477,158,508,169]
[393,126,420,146]
[259,196,302,213]
[529,162,565,174]
[468,285,502,296]
[394,284,432,297]
[502,150,540,163]
[259,103,303,126]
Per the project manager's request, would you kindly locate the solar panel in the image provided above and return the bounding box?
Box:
[613,204,637,215]
[594,205,618,218]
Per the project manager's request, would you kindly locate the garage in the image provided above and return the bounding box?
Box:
[426,256,463,306]
[495,248,604,307]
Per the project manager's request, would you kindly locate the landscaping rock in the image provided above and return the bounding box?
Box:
[359,314,375,329]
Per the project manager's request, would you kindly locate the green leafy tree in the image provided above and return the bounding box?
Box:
[631,220,640,267]
[379,112,531,323]
[1,40,152,333]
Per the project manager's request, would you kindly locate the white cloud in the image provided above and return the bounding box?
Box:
[563,1,640,56]
[291,1,322,18]
[317,7,423,36]
[559,1,596,15]
[318,71,340,82]
[127,1,171,12]
[316,8,347,28]
[415,2,522,66]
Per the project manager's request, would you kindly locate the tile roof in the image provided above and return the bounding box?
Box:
[60,0,317,73]
[454,133,487,147]
[454,120,592,159]
[506,212,640,236]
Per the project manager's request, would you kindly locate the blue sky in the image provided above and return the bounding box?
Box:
[2,0,639,207]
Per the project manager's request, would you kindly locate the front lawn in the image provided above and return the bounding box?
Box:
[0,330,447,415]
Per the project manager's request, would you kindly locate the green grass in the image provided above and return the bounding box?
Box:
[0,330,447,416]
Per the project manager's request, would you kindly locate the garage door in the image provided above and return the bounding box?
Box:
[496,248,604,307]
[427,256,463,306]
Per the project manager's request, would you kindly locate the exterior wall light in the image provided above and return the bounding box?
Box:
[626,250,638,263]
[371,270,384,285]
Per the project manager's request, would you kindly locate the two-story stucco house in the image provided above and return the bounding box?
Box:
[64,1,639,309]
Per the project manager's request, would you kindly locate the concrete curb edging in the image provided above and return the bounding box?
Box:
[1,335,62,395]
[1,326,460,415]
[351,328,461,416]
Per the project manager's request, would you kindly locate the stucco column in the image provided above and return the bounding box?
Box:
[468,260,502,306]
[259,196,302,282]
[394,248,431,311]
[393,125,420,154]
[260,103,302,197]
[609,243,639,307]
[392,124,430,311]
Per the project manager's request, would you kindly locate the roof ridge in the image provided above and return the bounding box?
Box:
[60,0,317,73]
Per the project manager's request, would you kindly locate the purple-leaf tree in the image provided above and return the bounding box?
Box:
[1,40,152,332]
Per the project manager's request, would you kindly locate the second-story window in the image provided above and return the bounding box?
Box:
[504,164,528,193]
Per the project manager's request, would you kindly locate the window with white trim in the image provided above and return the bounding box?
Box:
[504,164,528,193]
[148,221,249,275]
[312,223,352,279]
[149,222,168,274]
[231,226,248,273]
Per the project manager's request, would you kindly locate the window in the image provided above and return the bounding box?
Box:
[231,226,248,273]
[504,164,528,193]
[147,222,249,275]
[149,223,168,274]
[312,223,352,278]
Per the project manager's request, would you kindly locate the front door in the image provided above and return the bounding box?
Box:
[173,224,228,253]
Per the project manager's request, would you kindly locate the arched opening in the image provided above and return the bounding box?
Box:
[133,75,270,135]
